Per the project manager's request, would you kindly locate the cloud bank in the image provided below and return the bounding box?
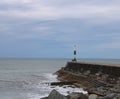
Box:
[0,0,120,58]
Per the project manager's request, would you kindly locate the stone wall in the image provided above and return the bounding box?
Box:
[64,62,120,77]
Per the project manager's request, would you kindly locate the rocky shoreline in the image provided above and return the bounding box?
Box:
[42,62,120,99]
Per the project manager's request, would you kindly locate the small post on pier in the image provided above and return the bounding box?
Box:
[72,45,77,62]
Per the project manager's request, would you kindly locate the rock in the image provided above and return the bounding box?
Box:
[83,70,91,76]
[41,97,48,99]
[48,89,68,99]
[68,92,88,99]
[95,71,102,76]
[89,94,98,99]
[117,94,120,99]
[98,93,117,99]
[101,74,109,81]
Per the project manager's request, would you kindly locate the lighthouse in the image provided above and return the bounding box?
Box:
[72,45,77,62]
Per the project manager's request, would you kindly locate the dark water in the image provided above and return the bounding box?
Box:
[0,58,119,99]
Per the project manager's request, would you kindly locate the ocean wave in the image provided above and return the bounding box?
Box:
[0,73,87,99]
[0,79,30,89]
[43,73,58,82]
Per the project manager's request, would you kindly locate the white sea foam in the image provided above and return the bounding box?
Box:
[27,73,87,99]
[28,86,86,99]
[56,86,87,95]
[44,73,87,95]
[43,73,58,82]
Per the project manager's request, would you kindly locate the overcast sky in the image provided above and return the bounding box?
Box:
[0,0,120,59]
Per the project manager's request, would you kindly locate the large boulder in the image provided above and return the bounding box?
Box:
[89,94,98,99]
[68,92,88,99]
[48,89,68,99]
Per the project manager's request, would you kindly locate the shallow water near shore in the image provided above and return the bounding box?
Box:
[0,58,119,99]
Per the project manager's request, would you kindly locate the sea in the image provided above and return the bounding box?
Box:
[0,58,119,99]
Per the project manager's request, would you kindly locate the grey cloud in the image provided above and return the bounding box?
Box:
[0,17,120,41]
[0,0,120,21]
[0,0,120,43]
[0,4,30,11]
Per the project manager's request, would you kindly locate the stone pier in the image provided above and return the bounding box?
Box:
[64,62,120,77]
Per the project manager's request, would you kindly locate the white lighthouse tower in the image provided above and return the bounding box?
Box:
[72,45,77,62]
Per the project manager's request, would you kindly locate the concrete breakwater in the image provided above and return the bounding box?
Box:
[64,62,120,77]
[54,61,120,98]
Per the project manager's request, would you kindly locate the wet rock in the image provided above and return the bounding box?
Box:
[89,94,98,99]
[48,89,67,99]
[68,92,88,99]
